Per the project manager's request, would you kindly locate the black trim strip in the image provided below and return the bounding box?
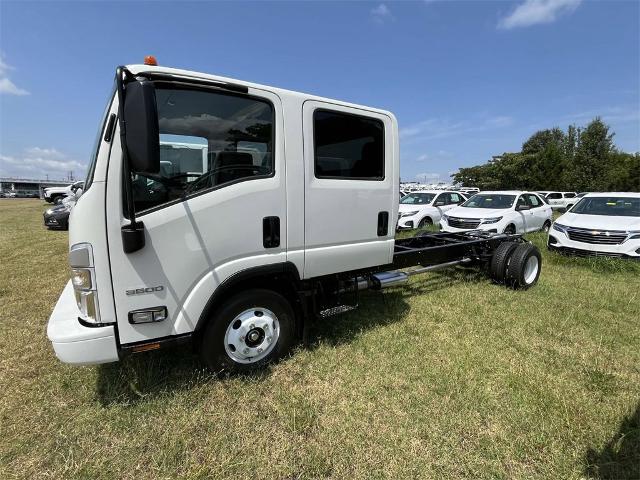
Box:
[136,71,248,93]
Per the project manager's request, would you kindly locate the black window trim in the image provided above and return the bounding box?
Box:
[312,108,385,181]
[125,82,277,219]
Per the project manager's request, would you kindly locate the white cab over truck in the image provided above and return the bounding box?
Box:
[47,60,542,372]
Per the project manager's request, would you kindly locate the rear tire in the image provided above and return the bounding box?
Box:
[200,289,295,374]
[506,243,542,289]
[490,242,519,284]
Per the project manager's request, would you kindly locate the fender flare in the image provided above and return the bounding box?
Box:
[194,261,302,332]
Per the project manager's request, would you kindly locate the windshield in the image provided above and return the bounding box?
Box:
[84,84,116,192]
[461,194,515,209]
[400,193,436,205]
[571,197,640,217]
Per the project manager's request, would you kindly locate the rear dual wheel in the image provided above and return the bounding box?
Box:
[490,242,541,289]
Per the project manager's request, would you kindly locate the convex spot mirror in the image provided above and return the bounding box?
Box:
[124,79,160,174]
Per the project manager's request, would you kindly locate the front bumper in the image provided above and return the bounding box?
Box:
[548,232,640,258]
[397,216,418,230]
[47,281,119,365]
[439,220,499,234]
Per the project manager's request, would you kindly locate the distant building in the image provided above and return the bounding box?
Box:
[0,177,72,198]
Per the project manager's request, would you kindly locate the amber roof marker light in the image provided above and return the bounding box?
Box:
[144,55,158,66]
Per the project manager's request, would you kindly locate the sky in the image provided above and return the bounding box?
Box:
[0,0,638,183]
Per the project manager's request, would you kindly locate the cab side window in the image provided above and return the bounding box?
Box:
[314,110,384,180]
[132,87,275,214]
[547,192,562,200]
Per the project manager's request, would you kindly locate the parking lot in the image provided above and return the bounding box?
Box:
[1,198,638,478]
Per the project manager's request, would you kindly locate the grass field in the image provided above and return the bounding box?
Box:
[1,198,639,479]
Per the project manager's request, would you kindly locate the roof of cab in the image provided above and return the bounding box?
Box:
[125,64,396,120]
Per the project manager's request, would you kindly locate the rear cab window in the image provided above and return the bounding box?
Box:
[313,110,384,180]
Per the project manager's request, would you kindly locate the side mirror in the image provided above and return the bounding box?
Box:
[517,204,531,211]
[434,201,445,207]
[124,79,160,174]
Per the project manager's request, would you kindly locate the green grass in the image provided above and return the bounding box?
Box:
[1,199,639,479]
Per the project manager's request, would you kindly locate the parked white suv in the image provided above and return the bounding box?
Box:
[548,193,640,258]
[44,181,84,204]
[440,191,553,234]
[397,190,467,229]
[538,191,577,211]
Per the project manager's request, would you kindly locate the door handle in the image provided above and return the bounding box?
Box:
[377,211,389,237]
[262,216,280,248]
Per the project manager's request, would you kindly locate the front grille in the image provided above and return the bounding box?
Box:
[448,217,481,229]
[565,226,627,245]
[552,246,625,259]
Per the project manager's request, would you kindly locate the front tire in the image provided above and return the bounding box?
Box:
[542,220,551,233]
[200,289,295,373]
[418,217,433,228]
[503,224,516,235]
[53,196,63,205]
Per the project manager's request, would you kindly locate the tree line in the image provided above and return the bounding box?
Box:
[453,118,639,192]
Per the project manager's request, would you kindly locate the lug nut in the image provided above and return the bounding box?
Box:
[267,336,272,343]
[257,348,263,353]
[243,348,249,354]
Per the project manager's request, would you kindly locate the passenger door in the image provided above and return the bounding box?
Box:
[515,195,532,232]
[106,86,287,345]
[525,193,546,230]
[303,102,397,278]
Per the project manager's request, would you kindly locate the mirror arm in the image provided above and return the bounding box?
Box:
[115,66,145,253]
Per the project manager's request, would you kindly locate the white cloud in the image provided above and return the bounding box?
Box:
[400,115,514,142]
[498,0,582,29]
[0,147,86,179]
[0,55,29,96]
[371,3,394,24]
[414,172,441,183]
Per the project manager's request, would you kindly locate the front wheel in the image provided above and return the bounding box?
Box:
[200,289,295,373]
[503,224,516,235]
[53,196,63,205]
[418,217,433,228]
[541,220,551,233]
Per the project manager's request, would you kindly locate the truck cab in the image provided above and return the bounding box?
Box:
[47,62,399,370]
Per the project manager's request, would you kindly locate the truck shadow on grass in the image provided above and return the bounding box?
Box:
[95,267,480,407]
[584,401,640,480]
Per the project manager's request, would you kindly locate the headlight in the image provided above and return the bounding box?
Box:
[71,268,93,291]
[45,208,54,215]
[400,211,419,218]
[481,216,503,224]
[69,243,100,323]
[552,222,568,233]
[626,230,640,240]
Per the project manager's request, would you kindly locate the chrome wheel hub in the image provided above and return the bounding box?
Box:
[224,308,279,364]
[523,256,539,284]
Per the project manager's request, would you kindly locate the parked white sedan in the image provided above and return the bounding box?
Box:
[548,192,640,258]
[397,190,467,229]
[440,191,553,234]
